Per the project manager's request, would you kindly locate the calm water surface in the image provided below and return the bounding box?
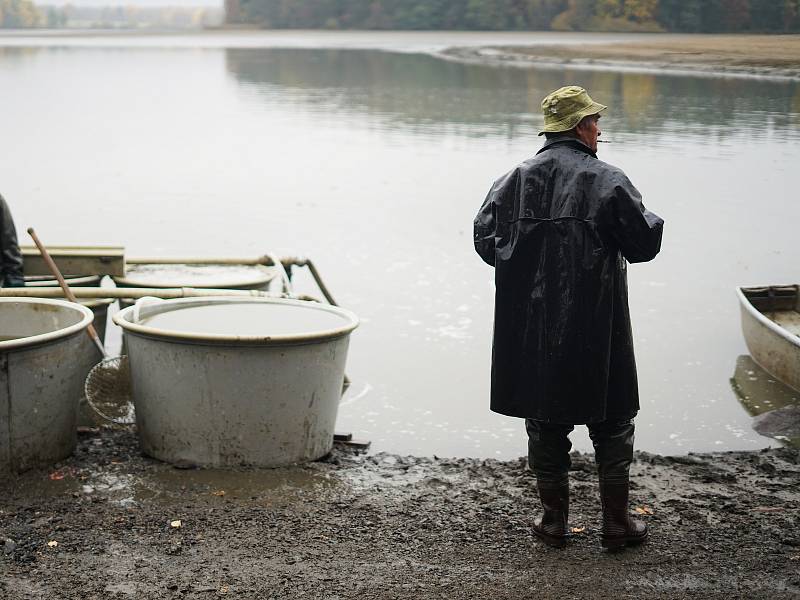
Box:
[1,31,799,457]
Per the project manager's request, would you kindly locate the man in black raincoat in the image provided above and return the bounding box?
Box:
[0,193,24,288]
[474,86,663,550]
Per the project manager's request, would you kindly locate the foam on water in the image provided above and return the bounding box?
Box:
[120,264,273,288]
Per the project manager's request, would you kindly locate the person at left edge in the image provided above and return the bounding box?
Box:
[0,193,25,287]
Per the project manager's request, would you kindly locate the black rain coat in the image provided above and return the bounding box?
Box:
[473,136,663,424]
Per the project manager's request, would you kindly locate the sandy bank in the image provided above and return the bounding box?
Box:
[1,428,799,598]
[442,34,800,80]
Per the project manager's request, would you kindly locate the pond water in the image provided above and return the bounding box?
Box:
[1,31,798,458]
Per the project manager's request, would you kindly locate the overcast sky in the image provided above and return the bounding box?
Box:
[39,1,222,7]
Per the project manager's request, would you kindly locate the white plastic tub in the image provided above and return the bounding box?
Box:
[0,298,94,473]
[114,297,358,468]
[113,263,276,290]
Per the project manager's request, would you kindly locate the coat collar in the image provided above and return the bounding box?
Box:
[536,134,597,158]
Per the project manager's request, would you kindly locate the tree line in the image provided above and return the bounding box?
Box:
[0,1,223,29]
[228,0,800,33]
[0,0,38,27]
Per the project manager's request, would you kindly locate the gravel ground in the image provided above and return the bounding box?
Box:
[1,428,799,599]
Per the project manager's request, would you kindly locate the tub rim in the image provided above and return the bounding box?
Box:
[113,296,359,345]
[80,297,116,309]
[24,274,102,288]
[0,297,94,351]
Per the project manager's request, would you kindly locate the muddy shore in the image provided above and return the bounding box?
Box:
[441,34,800,80]
[1,428,799,599]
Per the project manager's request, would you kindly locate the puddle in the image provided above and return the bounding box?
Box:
[2,454,342,508]
[127,464,339,505]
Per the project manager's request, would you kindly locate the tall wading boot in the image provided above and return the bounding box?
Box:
[532,480,570,548]
[589,419,648,551]
[599,480,648,550]
[526,419,574,548]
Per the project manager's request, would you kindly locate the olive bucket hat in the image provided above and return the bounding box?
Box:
[539,86,607,135]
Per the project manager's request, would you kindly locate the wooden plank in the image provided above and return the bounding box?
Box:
[335,439,371,450]
[21,245,126,277]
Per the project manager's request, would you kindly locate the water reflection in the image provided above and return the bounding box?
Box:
[730,355,800,447]
[226,48,537,138]
[0,46,44,66]
[225,48,800,141]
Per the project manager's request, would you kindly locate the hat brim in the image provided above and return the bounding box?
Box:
[538,102,607,136]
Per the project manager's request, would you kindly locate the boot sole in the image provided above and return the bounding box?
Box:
[533,527,567,548]
[600,531,649,551]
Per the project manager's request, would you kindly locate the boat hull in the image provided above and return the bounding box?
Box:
[737,285,800,393]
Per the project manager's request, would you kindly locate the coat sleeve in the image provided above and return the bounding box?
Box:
[0,194,24,287]
[474,169,519,267]
[605,173,664,264]
[473,186,497,267]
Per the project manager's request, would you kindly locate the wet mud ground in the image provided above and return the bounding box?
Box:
[1,429,799,599]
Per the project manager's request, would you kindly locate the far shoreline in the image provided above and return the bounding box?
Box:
[2,28,799,77]
[440,34,800,81]
[1,28,798,80]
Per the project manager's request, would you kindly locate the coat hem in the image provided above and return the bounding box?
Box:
[490,407,639,425]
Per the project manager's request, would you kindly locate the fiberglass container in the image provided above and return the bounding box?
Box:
[0,298,94,473]
[114,296,358,468]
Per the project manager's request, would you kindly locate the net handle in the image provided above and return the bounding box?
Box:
[27,228,108,359]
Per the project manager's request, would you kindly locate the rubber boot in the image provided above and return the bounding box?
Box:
[599,481,648,551]
[532,480,569,548]
[588,419,646,550]
[526,420,573,548]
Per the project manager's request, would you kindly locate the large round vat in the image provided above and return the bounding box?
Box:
[113,297,358,468]
[0,298,94,473]
[24,275,111,342]
[79,298,113,344]
[113,264,276,291]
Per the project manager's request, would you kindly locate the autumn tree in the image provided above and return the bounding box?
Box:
[0,0,41,28]
[550,0,596,30]
[623,0,657,23]
[233,0,800,33]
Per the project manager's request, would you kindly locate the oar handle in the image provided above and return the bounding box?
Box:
[27,228,107,359]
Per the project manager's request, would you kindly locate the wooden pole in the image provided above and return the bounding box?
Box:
[27,228,108,358]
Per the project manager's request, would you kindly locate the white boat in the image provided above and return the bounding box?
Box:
[737,285,800,393]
